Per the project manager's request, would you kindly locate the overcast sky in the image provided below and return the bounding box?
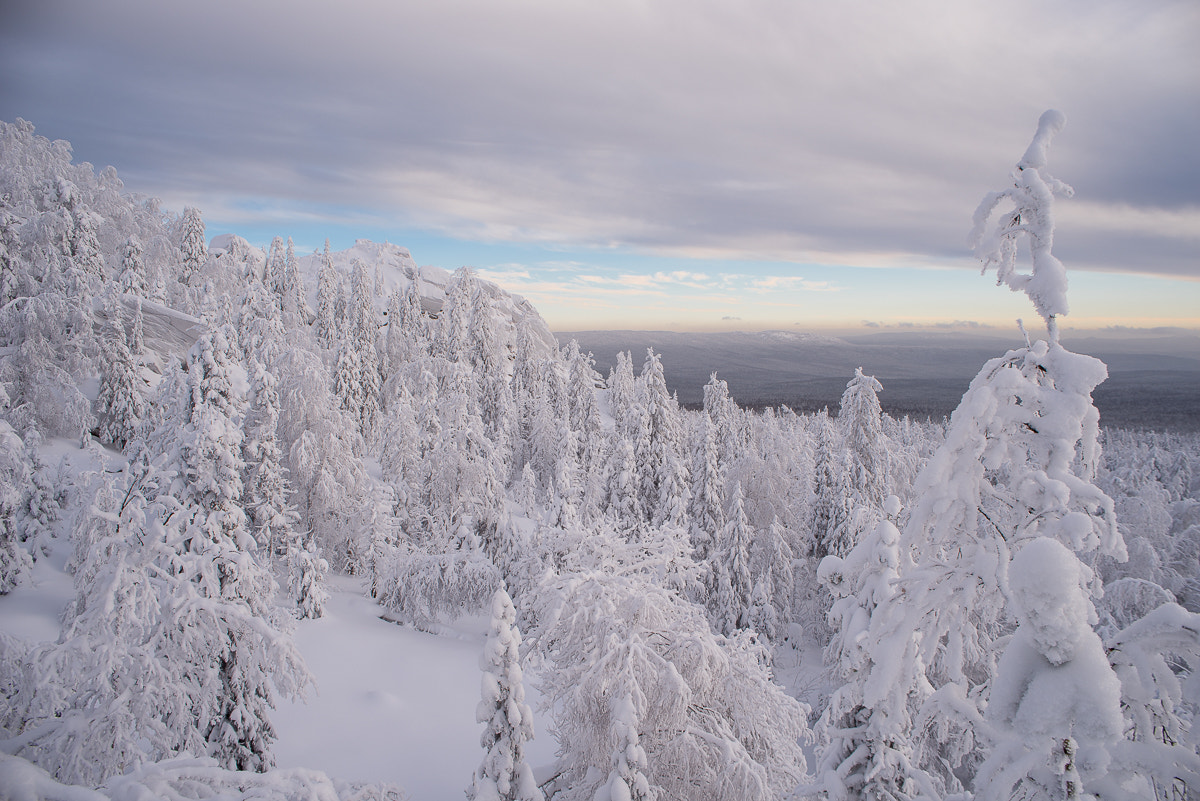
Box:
[2,0,1197,332]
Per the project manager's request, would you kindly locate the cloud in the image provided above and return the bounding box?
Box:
[1,0,1196,281]
[748,276,839,293]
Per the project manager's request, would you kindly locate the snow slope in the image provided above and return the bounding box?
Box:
[271,575,556,799]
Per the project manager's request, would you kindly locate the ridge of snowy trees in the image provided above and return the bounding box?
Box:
[1,112,1199,800]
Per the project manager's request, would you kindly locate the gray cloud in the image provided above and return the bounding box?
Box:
[2,0,1196,277]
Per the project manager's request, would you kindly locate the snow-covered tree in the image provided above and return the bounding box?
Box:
[527,372,570,498]
[287,531,329,621]
[119,234,147,296]
[394,267,429,362]
[748,518,794,644]
[279,236,311,328]
[711,481,754,635]
[264,236,286,301]
[179,206,207,286]
[564,340,603,479]
[607,351,638,442]
[423,369,505,551]
[93,308,145,451]
[314,240,339,350]
[688,414,725,565]
[378,383,421,524]
[813,505,940,801]
[1103,602,1200,799]
[635,348,689,529]
[18,428,63,561]
[67,207,103,298]
[438,266,476,363]
[0,420,33,594]
[596,694,655,801]
[333,342,369,446]
[848,111,1125,794]
[838,368,887,516]
[703,373,745,465]
[532,571,810,801]
[471,287,517,469]
[6,421,312,785]
[344,260,381,440]
[603,435,643,536]
[275,347,372,571]
[242,360,297,557]
[810,411,853,561]
[468,588,543,801]
[129,294,145,355]
[5,456,188,785]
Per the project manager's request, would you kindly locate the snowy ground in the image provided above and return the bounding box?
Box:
[271,575,558,799]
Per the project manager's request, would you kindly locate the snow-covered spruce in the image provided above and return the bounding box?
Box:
[468,588,542,801]
[811,111,1127,797]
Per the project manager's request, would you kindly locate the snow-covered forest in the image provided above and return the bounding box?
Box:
[2,112,1199,800]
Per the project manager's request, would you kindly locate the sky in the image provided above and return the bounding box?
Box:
[2,0,1198,333]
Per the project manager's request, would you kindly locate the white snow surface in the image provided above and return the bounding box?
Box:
[269,575,558,799]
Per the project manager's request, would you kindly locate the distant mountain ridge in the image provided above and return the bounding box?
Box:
[557,329,1200,429]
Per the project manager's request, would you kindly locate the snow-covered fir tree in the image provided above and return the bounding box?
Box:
[179,206,206,287]
[468,588,542,801]
[288,530,329,621]
[128,294,145,355]
[711,480,754,635]
[563,340,604,481]
[838,368,887,520]
[688,413,725,566]
[275,346,372,572]
[812,501,937,801]
[242,359,298,557]
[837,111,1127,796]
[607,350,639,442]
[596,694,654,801]
[93,298,144,450]
[748,517,794,644]
[314,240,339,350]
[810,409,853,561]
[0,419,33,593]
[635,348,689,530]
[118,234,147,296]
